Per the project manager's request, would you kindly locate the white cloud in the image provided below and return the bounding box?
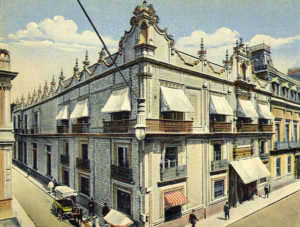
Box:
[249,34,300,49]
[8,15,118,51]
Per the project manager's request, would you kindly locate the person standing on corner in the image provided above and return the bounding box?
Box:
[189,210,199,227]
[224,201,230,220]
[264,185,269,198]
[102,203,110,217]
[88,198,95,216]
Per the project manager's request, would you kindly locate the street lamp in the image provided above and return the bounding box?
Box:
[135,98,146,141]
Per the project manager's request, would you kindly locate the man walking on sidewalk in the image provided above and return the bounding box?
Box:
[264,185,269,198]
[224,201,230,220]
[88,198,95,216]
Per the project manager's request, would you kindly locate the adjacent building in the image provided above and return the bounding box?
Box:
[0,49,20,225]
[12,2,300,227]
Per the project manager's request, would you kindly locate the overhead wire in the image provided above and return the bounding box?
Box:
[76,0,139,100]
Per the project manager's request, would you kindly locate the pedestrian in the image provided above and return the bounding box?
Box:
[102,203,110,217]
[48,179,54,193]
[53,179,58,190]
[224,201,230,220]
[88,198,95,216]
[264,185,269,198]
[189,210,199,227]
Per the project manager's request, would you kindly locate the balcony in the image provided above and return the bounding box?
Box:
[60,154,69,165]
[289,141,300,148]
[146,119,193,133]
[57,125,69,133]
[259,124,273,132]
[237,123,258,132]
[72,123,90,133]
[274,141,300,150]
[274,141,289,150]
[211,159,228,172]
[210,122,232,132]
[76,157,90,171]
[111,165,133,183]
[259,153,269,161]
[160,165,186,181]
[103,119,136,133]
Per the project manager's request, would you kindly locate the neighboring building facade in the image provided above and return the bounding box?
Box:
[0,48,19,225]
[12,2,299,227]
[288,67,300,81]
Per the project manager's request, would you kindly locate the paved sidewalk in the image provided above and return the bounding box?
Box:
[185,180,300,227]
[12,165,98,225]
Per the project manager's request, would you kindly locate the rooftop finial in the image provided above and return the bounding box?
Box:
[223,49,230,69]
[59,68,65,81]
[74,58,79,73]
[143,0,147,6]
[83,50,90,67]
[198,38,207,60]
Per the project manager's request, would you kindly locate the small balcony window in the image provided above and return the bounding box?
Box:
[162,112,184,121]
[214,144,221,161]
[164,147,178,168]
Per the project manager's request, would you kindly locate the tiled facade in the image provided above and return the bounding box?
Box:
[12,2,300,227]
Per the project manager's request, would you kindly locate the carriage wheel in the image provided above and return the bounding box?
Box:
[58,209,63,221]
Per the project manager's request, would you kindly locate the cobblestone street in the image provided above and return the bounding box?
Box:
[229,191,300,227]
[12,167,73,227]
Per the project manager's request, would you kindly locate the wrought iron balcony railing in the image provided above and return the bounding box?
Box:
[211,159,228,172]
[60,154,69,165]
[72,123,90,133]
[57,125,69,133]
[76,157,90,171]
[111,165,133,183]
[210,122,232,132]
[160,165,186,181]
[237,123,258,132]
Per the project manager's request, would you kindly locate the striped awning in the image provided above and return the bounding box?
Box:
[164,190,188,209]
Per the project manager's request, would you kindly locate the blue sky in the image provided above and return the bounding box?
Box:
[1,0,300,100]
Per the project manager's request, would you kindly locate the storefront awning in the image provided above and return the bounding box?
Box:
[257,104,273,120]
[70,99,89,119]
[161,86,194,112]
[237,99,259,118]
[55,105,68,120]
[231,157,270,184]
[210,95,233,115]
[101,87,131,113]
[103,209,133,227]
[164,190,188,209]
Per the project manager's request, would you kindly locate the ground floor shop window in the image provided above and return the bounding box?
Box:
[276,158,281,177]
[165,205,182,221]
[63,170,69,186]
[214,180,224,199]
[287,156,291,174]
[79,175,89,196]
[32,143,37,170]
[117,189,131,215]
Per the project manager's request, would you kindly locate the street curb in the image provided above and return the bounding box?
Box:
[226,188,300,226]
[12,165,55,200]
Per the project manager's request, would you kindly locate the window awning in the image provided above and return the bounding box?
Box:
[210,95,233,115]
[281,82,289,88]
[101,87,131,113]
[55,105,68,120]
[231,157,270,184]
[257,104,273,119]
[290,85,297,91]
[237,99,258,118]
[270,77,280,84]
[161,86,194,112]
[70,99,89,119]
[164,190,188,209]
[103,209,133,227]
